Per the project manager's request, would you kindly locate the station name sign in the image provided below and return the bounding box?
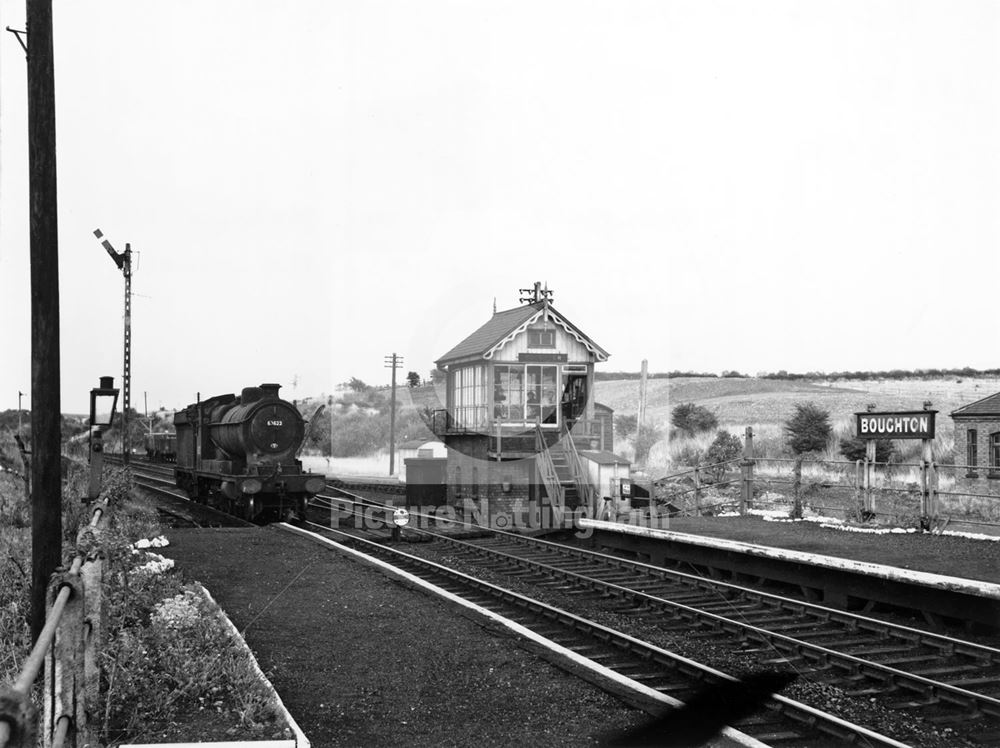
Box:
[855,411,936,440]
[518,353,568,362]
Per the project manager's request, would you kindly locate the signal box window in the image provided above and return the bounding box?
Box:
[991,433,1000,477]
[967,429,978,473]
[527,329,555,348]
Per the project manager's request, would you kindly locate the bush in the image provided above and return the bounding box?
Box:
[704,430,743,480]
[838,437,894,463]
[671,403,718,438]
[615,413,638,439]
[784,403,832,454]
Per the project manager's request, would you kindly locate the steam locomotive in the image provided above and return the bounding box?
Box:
[173,383,325,521]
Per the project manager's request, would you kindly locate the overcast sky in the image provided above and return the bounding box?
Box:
[2,1,998,414]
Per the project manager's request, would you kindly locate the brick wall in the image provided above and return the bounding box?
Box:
[951,417,1000,497]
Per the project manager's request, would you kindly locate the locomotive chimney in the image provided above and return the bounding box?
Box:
[260,383,281,397]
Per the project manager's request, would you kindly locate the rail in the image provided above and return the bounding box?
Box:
[0,498,112,748]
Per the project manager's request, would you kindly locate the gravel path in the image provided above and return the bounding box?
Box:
[160,526,649,747]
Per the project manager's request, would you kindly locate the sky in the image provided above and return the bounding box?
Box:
[1,1,998,414]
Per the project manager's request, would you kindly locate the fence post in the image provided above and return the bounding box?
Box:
[792,457,803,519]
[864,440,875,514]
[855,460,864,517]
[919,438,935,529]
[81,559,104,718]
[740,426,754,515]
[930,459,939,522]
[693,464,701,516]
[43,571,87,748]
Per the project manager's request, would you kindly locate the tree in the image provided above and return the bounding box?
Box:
[615,413,638,439]
[671,403,718,438]
[406,371,421,388]
[345,377,369,393]
[839,436,894,463]
[704,430,743,480]
[784,403,832,454]
[429,367,446,384]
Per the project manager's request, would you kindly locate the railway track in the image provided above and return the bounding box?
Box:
[127,463,253,528]
[293,517,907,747]
[312,487,1000,745]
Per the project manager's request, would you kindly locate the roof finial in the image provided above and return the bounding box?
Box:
[492,297,497,314]
[518,281,554,305]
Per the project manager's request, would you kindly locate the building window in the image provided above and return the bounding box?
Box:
[991,433,1000,476]
[450,365,487,429]
[967,429,978,468]
[527,328,555,348]
[494,364,558,425]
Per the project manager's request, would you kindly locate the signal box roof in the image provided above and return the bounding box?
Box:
[435,301,609,367]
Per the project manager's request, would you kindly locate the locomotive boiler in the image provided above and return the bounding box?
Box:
[174,383,325,520]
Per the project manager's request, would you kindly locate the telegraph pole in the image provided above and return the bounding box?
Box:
[94,229,132,463]
[26,0,63,643]
[384,353,403,475]
[17,390,24,435]
[638,359,648,430]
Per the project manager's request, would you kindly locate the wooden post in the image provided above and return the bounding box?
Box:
[44,572,87,748]
[27,0,63,645]
[930,455,939,522]
[855,459,864,517]
[920,438,935,525]
[693,464,701,516]
[792,457,803,519]
[638,359,648,431]
[864,439,875,514]
[740,426,754,514]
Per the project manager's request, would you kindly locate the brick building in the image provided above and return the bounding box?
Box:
[430,284,626,527]
[950,392,1000,497]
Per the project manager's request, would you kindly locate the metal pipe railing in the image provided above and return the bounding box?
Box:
[0,496,111,748]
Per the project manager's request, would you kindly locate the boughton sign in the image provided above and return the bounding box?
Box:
[855,410,936,440]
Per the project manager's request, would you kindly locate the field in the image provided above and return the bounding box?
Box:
[389,375,1000,472]
[592,376,1000,527]
[594,376,1000,434]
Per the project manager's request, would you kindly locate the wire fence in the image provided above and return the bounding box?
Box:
[0,497,111,748]
[653,450,1000,531]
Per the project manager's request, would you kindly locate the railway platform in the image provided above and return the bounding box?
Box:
[582,516,1000,630]
[156,525,663,746]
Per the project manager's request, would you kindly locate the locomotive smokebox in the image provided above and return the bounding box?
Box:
[209,383,304,461]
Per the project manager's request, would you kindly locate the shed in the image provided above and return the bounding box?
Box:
[579,450,632,516]
[396,439,446,469]
[404,458,448,506]
[951,392,1000,496]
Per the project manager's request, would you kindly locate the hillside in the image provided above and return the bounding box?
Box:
[595,376,1000,431]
